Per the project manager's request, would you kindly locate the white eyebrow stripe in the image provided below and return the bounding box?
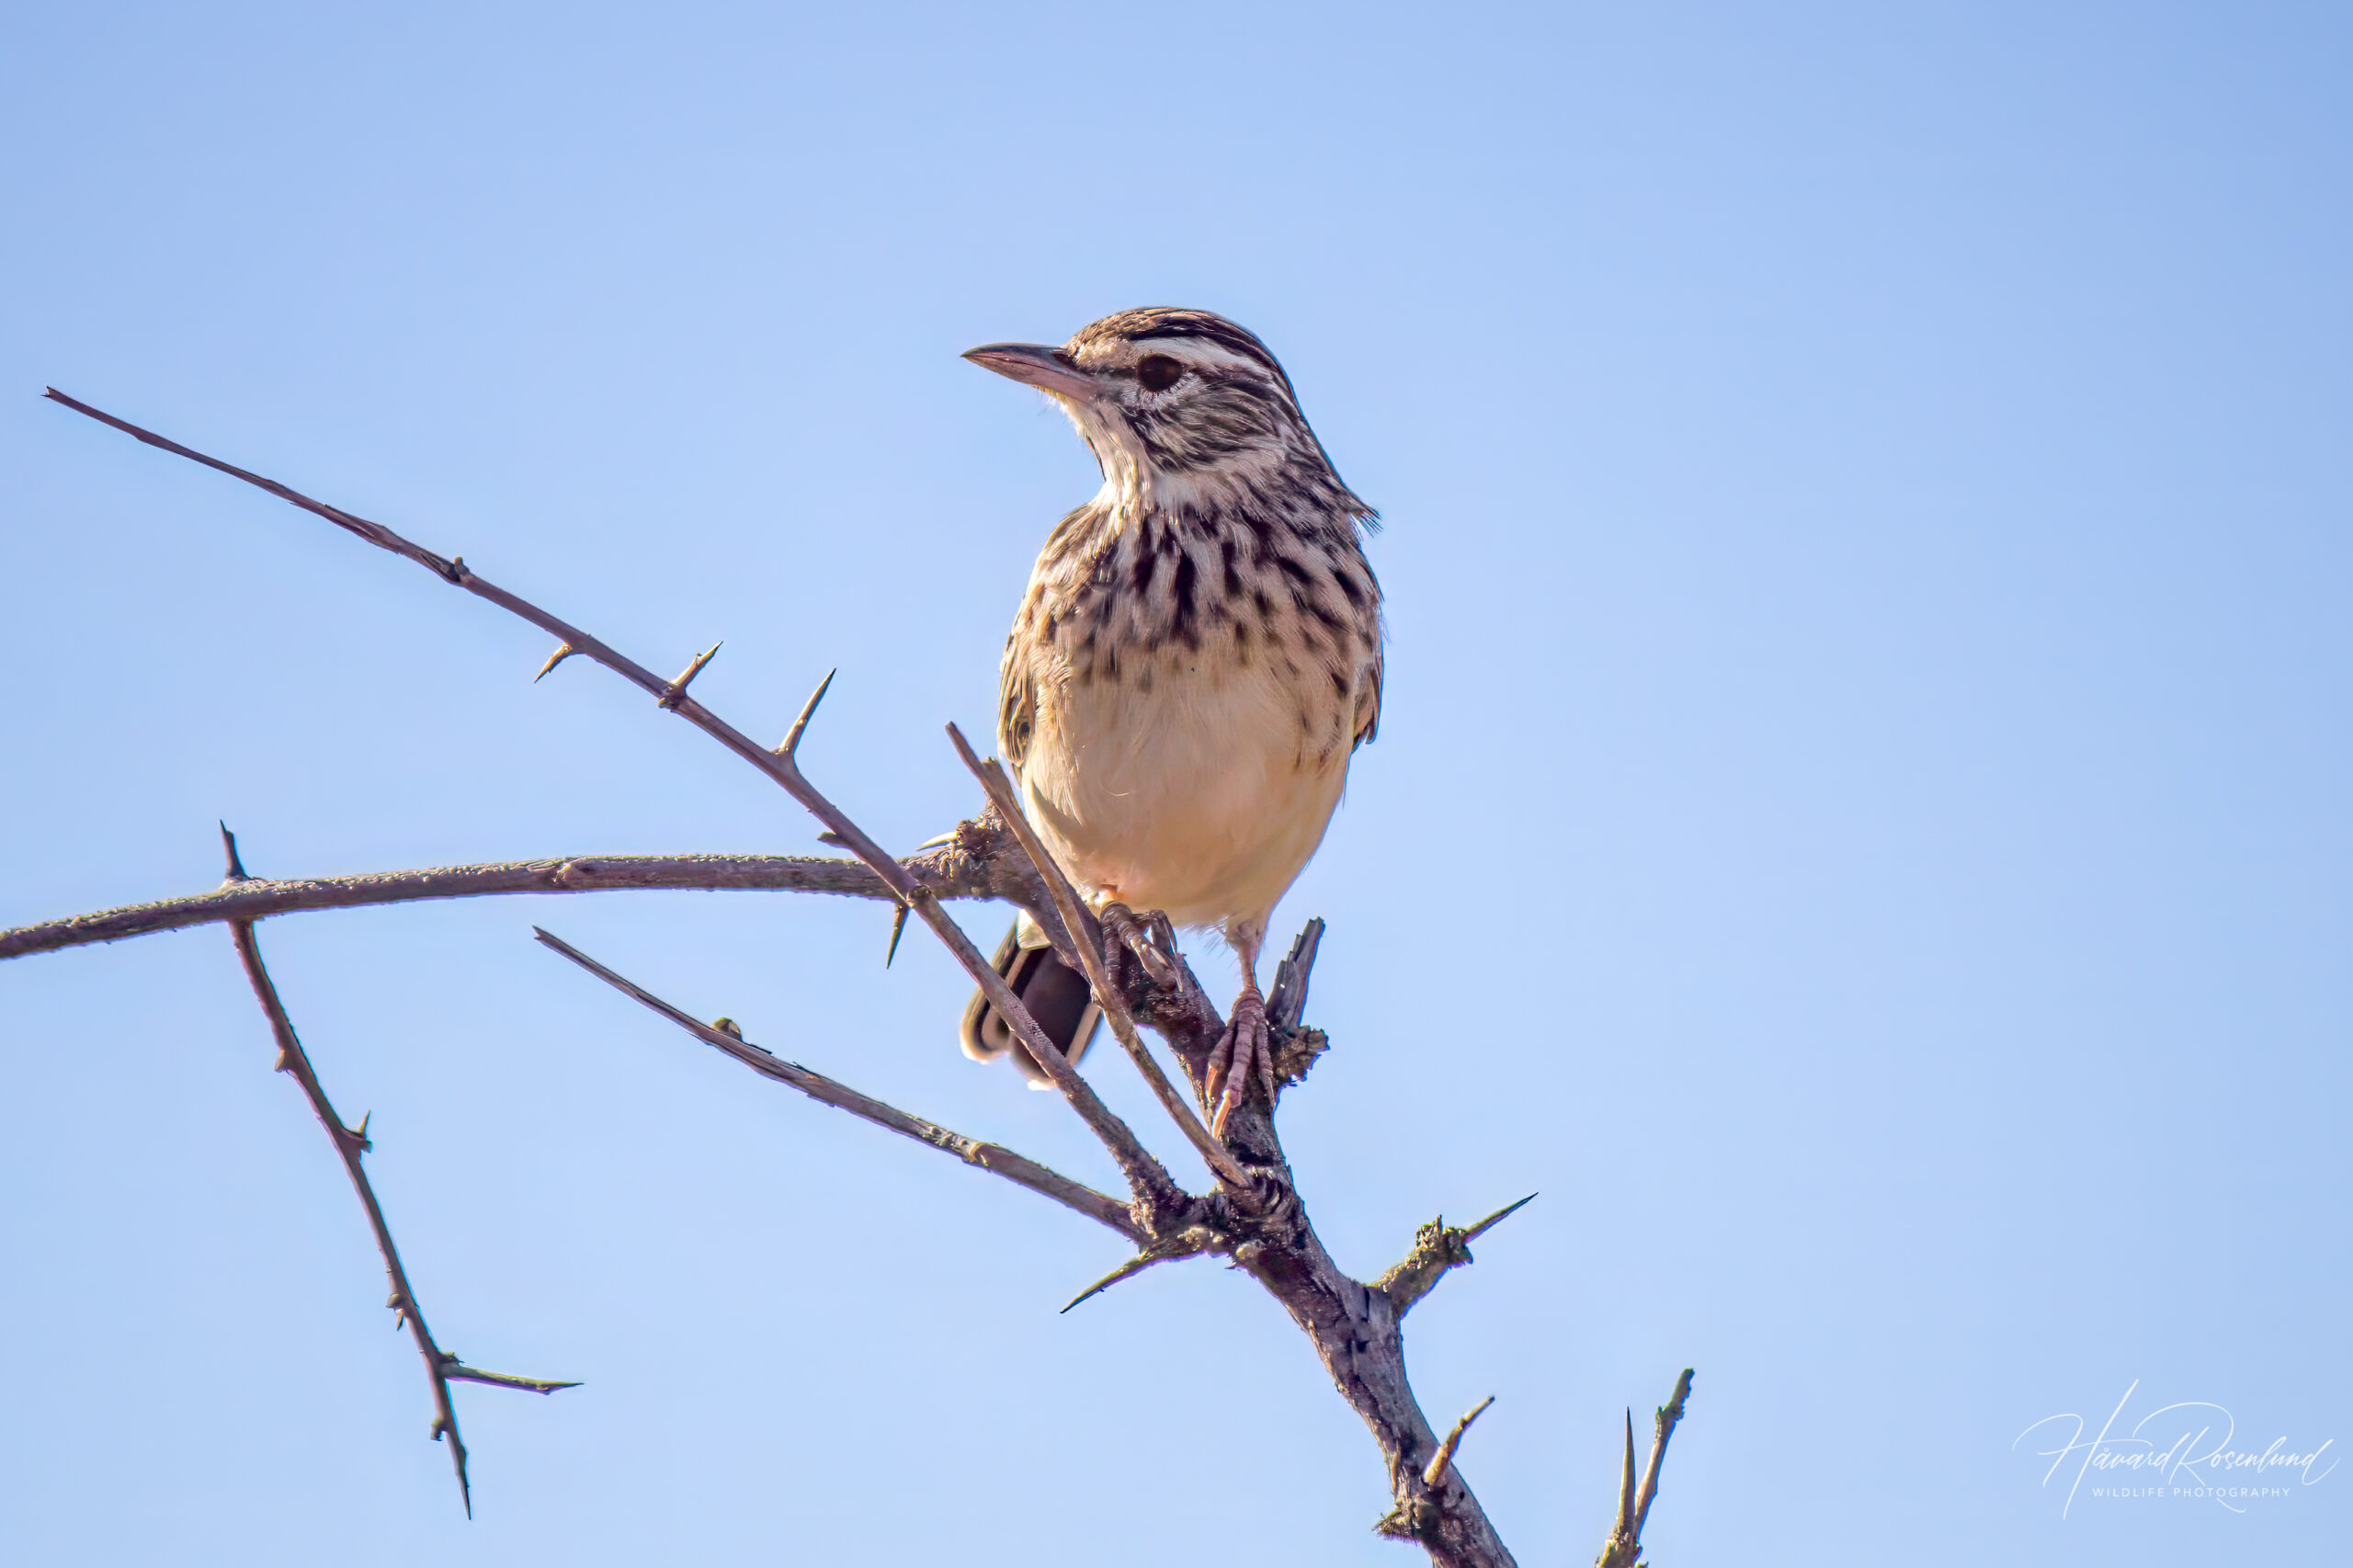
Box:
[1119,339,1268,377]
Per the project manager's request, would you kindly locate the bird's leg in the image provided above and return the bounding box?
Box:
[1099,901,1178,989]
[1206,930,1272,1137]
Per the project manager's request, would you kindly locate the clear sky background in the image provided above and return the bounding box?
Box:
[2,3,2346,1564]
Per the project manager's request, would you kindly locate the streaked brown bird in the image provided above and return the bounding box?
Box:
[956,308,1383,1133]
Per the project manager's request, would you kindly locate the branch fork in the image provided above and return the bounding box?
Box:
[220,826,574,1515]
[1596,1369,1695,1568]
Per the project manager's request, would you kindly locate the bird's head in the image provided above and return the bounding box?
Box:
[964,307,1355,512]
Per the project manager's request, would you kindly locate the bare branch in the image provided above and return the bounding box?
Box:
[1596,1369,1695,1568]
[222,829,574,1517]
[945,722,1252,1194]
[531,926,1144,1244]
[1375,1194,1540,1316]
[1635,1369,1694,1545]
[46,388,468,580]
[45,392,1188,1221]
[1423,1395,1496,1488]
[4,853,936,962]
[2,811,1070,966]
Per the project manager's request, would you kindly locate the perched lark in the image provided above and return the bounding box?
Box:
[957,308,1383,1133]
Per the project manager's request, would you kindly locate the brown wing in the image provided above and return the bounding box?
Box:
[1353,642,1383,749]
[999,646,1038,778]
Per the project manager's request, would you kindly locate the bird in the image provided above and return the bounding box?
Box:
[955,307,1383,1134]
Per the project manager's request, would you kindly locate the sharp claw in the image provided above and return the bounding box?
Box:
[1210,986,1270,1137]
[1130,937,1176,988]
[1100,902,1180,988]
[1204,1028,1235,1118]
[1211,1043,1246,1134]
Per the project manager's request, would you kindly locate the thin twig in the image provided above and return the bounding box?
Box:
[1633,1369,1694,1544]
[221,829,574,1517]
[43,392,1185,1219]
[945,722,1251,1193]
[532,927,1143,1243]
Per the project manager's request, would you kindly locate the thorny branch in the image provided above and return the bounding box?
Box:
[42,386,1186,1227]
[20,392,1702,1565]
[529,926,1142,1243]
[0,846,1006,962]
[220,825,575,1516]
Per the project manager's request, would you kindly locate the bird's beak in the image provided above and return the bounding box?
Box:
[962,342,1100,402]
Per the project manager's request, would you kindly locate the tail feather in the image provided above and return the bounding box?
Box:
[959,922,1103,1085]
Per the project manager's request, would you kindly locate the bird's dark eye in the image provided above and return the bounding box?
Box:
[1135,355,1184,392]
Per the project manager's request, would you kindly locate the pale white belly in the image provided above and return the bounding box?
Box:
[1017,658,1353,938]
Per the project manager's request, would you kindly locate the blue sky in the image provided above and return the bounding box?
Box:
[2,3,2346,1563]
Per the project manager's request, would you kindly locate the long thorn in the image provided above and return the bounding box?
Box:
[1461,1191,1539,1244]
[1060,1252,1165,1313]
[1616,1408,1638,1535]
[658,642,722,710]
[532,642,576,681]
[884,902,909,968]
[218,822,248,882]
[1422,1395,1496,1487]
[778,668,835,757]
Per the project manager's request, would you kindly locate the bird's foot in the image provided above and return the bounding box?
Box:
[1099,902,1178,989]
[1204,982,1276,1137]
